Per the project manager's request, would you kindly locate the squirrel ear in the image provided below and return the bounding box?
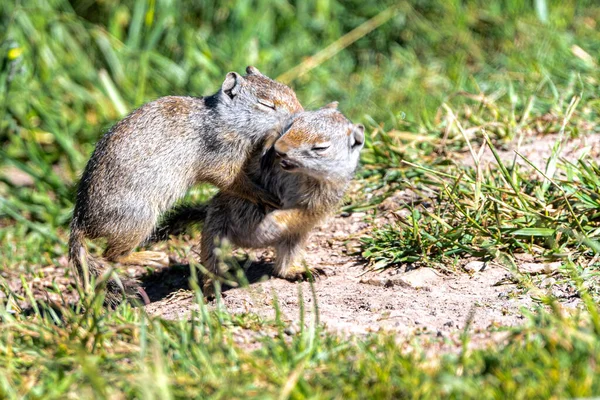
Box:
[322,101,339,110]
[352,124,365,147]
[246,66,262,75]
[222,72,243,99]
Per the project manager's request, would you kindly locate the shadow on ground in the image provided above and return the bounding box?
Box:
[138,261,277,303]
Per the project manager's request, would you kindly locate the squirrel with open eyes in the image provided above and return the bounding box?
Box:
[69,66,303,306]
[157,102,365,292]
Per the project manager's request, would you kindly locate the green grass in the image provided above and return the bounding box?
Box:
[2,0,600,397]
[361,122,600,270]
[3,273,600,399]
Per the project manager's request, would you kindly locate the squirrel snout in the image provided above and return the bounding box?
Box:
[275,149,287,158]
[274,142,289,158]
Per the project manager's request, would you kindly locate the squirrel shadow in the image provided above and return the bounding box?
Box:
[138,260,275,303]
[13,260,276,317]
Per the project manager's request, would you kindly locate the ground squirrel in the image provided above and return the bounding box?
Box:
[69,66,302,306]
[198,103,364,288]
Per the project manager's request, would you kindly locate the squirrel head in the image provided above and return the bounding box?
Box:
[219,66,303,135]
[273,103,364,181]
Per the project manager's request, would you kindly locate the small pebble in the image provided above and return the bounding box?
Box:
[284,327,297,336]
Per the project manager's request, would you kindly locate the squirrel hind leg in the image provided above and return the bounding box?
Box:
[103,223,155,261]
[199,226,222,276]
[199,221,239,297]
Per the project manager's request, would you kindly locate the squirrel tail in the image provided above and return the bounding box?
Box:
[148,203,208,243]
[68,225,130,308]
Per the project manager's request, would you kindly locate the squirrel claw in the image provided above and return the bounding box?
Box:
[137,287,151,305]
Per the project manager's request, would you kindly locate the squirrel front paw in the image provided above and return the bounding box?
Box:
[275,263,328,282]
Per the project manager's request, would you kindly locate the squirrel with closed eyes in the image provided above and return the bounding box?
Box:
[69,66,303,306]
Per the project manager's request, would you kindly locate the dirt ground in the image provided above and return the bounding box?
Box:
[145,212,536,337]
[3,130,595,345]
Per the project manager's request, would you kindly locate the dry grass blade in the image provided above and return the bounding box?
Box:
[277,5,401,83]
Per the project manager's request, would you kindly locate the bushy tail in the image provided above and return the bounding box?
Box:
[68,226,131,308]
[148,203,208,243]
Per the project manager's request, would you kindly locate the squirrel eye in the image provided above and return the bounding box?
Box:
[312,144,331,153]
[258,99,276,109]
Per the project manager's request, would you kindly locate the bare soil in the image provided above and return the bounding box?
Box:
[145,212,537,338]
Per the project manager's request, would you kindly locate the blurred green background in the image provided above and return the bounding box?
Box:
[1,0,599,264]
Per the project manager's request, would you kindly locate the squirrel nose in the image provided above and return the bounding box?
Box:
[274,142,288,158]
[275,149,287,158]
